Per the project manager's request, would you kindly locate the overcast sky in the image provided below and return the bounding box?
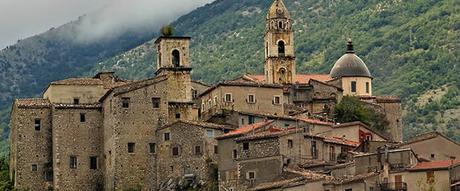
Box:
[0,0,214,49]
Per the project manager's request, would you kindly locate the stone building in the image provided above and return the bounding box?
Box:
[398,131,460,161]
[9,35,209,191]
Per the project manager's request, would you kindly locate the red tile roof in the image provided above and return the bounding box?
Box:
[297,117,334,126]
[246,74,332,83]
[323,136,360,147]
[410,159,460,171]
[216,120,275,139]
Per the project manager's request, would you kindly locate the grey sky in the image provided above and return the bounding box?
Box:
[0,0,214,49]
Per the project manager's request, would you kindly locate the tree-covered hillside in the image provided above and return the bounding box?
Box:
[92,0,460,140]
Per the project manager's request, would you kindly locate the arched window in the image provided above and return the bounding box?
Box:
[172,50,180,67]
[278,41,285,57]
[278,21,283,29]
[278,68,287,84]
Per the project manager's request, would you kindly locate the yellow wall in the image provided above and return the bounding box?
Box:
[43,85,107,104]
[390,170,450,191]
[341,77,372,96]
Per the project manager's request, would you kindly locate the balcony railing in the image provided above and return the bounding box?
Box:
[379,182,408,191]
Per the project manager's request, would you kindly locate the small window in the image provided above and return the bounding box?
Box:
[278,21,283,29]
[351,81,357,93]
[149,143,156,154]
[73,98,80,104]
[243,142,249,150]
[207,129,215,138]
[241,118,245,125]
[214,96,218,106]
[31,164,37,172]
[172,146,180,156]
[273,96,281,104]
[192,89,198,99]
[233,149,238,159]
[70,156,77,169]
[430,154,435,159]
[247,171,256,180]
[175,113,181,119]
[288,139,293,148]
[345,189,352,191]
[278,41,285,57]
[248,116,255,124]
[128,143,135,153]
[34,118,41,131]
[80,113,86,122]
[195,146,202,155]
[247,94,255,103]
[164,133,170,141]
[329,146,336,161]
[121,98,130,108]
[90,156,97,170]
[365,82,370,93]
[284,123,289,128]
[225,93,233,102]
[152,98,161,109]
[311,141,318,159]
[214,145,218,154]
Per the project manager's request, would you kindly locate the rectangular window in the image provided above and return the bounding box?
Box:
[192,89,198,99]
[311,141,318,159]
[247,94,255,103]
[273,96,281,104]
[172,147,180,156]
[90,156,97,170]
[121,97,130,108]
[351,81,357,93]
[70,156,77,169]
[128,143,135,153]
[288,139,293,148]
[73,98,80,104]
[80,113,86,122]
[365,82,370,93]
[195,146,202,155]
[345,189,352,191]
[329,146,336,161]
[214,96,218,106]
[206,129,214,138]
[152,98,161,109]
[175,113,181,119]
[225,93,233,102]
[241,118,245,125]
[248,116,255,124]
[31,164,37,172]
[34,118,41,131]
[149,143,156,154]
[233,149,238,159]
[164,132,170,141]
[243,142,249,150]
[247,171,256,180]
[214,145,218,154]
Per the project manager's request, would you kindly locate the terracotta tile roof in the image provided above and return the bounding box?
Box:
[410,159,460,171]
[216,120,275,139]
[297,117,334,126]
[251,169,332,191]
[157,120,234,131]
[15,98,51,108]
[325,172,379,185]
[246,74,332,83]
[322,136,360,147]
[234,127,302,142]
[400,131,460,147]
[50,78,104,86]
[199,80,283,97]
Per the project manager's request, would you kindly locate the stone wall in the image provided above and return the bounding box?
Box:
[51,107,103,191]
[44,84,107,104]
[103,80,169,190]
[377,101,403,142]
[156,122,225,188]
[10,106,52,191]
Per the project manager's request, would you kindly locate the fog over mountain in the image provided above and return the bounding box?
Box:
[0,0,214,48]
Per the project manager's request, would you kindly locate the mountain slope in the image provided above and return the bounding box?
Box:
[92,0,460,140]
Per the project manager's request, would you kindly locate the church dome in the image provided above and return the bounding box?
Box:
[330,39,372,79]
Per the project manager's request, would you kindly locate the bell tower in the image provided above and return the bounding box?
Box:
[264,0,296,84]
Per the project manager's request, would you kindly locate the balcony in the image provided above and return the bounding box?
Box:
[379,182,408,191]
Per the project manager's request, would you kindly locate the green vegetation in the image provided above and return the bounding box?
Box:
[0,157,13,191]
[161,25,175,37]
[334,96,389,131]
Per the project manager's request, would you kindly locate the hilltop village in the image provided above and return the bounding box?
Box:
[8,0,460,191]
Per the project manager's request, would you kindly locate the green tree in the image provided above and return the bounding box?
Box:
[334,96,389,131]
[160,25,174,37]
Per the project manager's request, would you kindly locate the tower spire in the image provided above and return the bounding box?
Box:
[346,38,354,54]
